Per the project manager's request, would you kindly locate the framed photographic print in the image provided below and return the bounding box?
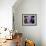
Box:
[22,14,37,26]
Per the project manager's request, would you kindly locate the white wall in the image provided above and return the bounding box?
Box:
[41,0,46,46]
[1,0,46,46]
[0,0,16,30]
[13,0,41,46]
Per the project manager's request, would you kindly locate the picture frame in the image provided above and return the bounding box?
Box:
[22,14,37,26]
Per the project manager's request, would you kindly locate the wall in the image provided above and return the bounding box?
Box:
[41,0,46,46]
[0,0,46,46]
[13,0,41,46]
[0,0,16,30]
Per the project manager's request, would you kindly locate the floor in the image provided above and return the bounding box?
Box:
[0,33,23,46]
[0,39,16,46]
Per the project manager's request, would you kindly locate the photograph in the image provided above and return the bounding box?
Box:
[22,14,37,26]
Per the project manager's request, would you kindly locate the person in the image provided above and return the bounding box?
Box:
[24,16,28,24]
[15,35,22,46]
[30,16,35,24]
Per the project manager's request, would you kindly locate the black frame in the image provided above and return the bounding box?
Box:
[22,14,37,26]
